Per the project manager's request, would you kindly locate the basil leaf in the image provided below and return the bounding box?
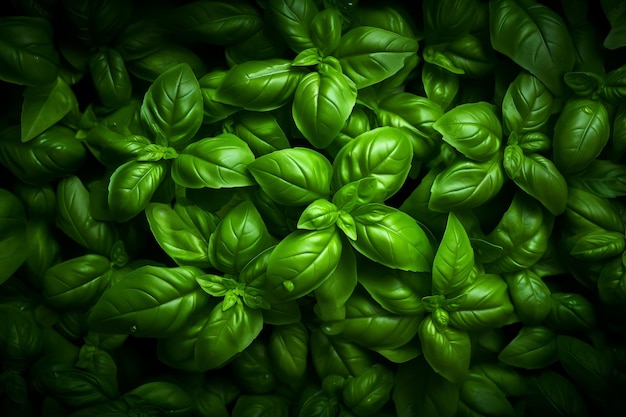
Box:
[310,328,373,378]
[498,326,558,369]
[208,200,273,275]
[323,291,422,350]
[376,93,444,160]
[171,134,256,189]
[489,0,575,96]
[88,47,132,109]
[335,26,419,89]
[140,63,203,149]
[232,111,290,157]
[168,0,263,44]
[350,204,434,272]
[127,43,207,83]
[88,265,208,337]
[432,212,474,296]
[21,77,77,142]
[195,301,263,371]
[485,192,552,273]
[599,63,626,104]
[422,63,460,111]
[0,125,86,186]
[310,8,342,55]
[342,364,394,417]
[567,159,626,198]
[265,227,342,302]
[198,69,240,125]
[56,176,119,256]
[422,0,482,41]
[545,292,595,332]
[62,0,131,46]
[429,155,504,212]
[447,274,516,330]
[107,160,168,223]
[557,335,613,395]
[0,16,59,86]
[0,189,30,286]
[332,127,413,202]
[314,243,358,321]
[215,59,306,111]
[248,147,333,206]
[266,0,318,53]
[505,270,552,325]
[458,373,516,417]
[292,68,357,149]
[418,315,471,383]
[553,98,610,174]
[297,199,339,231]
[433,102,501,161]
[146,201,219,268]
[502,71,554,135]
[268,322,309,383]
[504,144,569,215]
[393,357,460,417]
[527,371,589,416]
[357,259,428,316]
[43,254,112,310]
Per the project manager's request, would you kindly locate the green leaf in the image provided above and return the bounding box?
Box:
[265,227,342,302]
[194,301,263,371]
[266,0,318,52]
[429,155,504,212]
[168,0,263,44]
[248,147,333,206]
[310,328,373,378]
[557,335,613,394]
[602,0,626,49]
[489,0,575,96]
[357,259,428,316]
[56,176,119,256]
[314,245,358,321]
[502,71,554,135]
[503,144,569,215]
[215,59,306,111]
[567,159,626,198]
[447,274,516,330]
[298,199,339,231]
[146,201,218,268]
[526,371,588,417]
[342,364,394,417]
[88,47,132,109]
[323,291,422,350]
[485,192,552,273]
[198,69,240,124]
[553,98,610,174]
[422,63,460,111]
[310,8,342,55]
[292,69,357,149]
[433,102,501,161]
[432,212,474,296]
[335,26,419,89]
[88,265,208,337]
[208,200,273,275]
[21,77,76,142]
[418,315,471,383]
[0,16,59,86]
[458,373,516,417]
[171,134,256,189]
[332,127,413,202]
[545,292,595,332]
[0,125,86,185]
[232,111,290,157]
[568,230,625,261]
[269,322,309,383]
[350,204,434,272]
[393,357,460,417]
[62,0,132,46]
[498,326,558,369]
[0,189,30,286]
[107,160,168,223]
[504,270,552,325]
[140,63,203,148]
[42,254,112,310]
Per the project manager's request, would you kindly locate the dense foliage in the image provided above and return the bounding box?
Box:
[1,0,626,416]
